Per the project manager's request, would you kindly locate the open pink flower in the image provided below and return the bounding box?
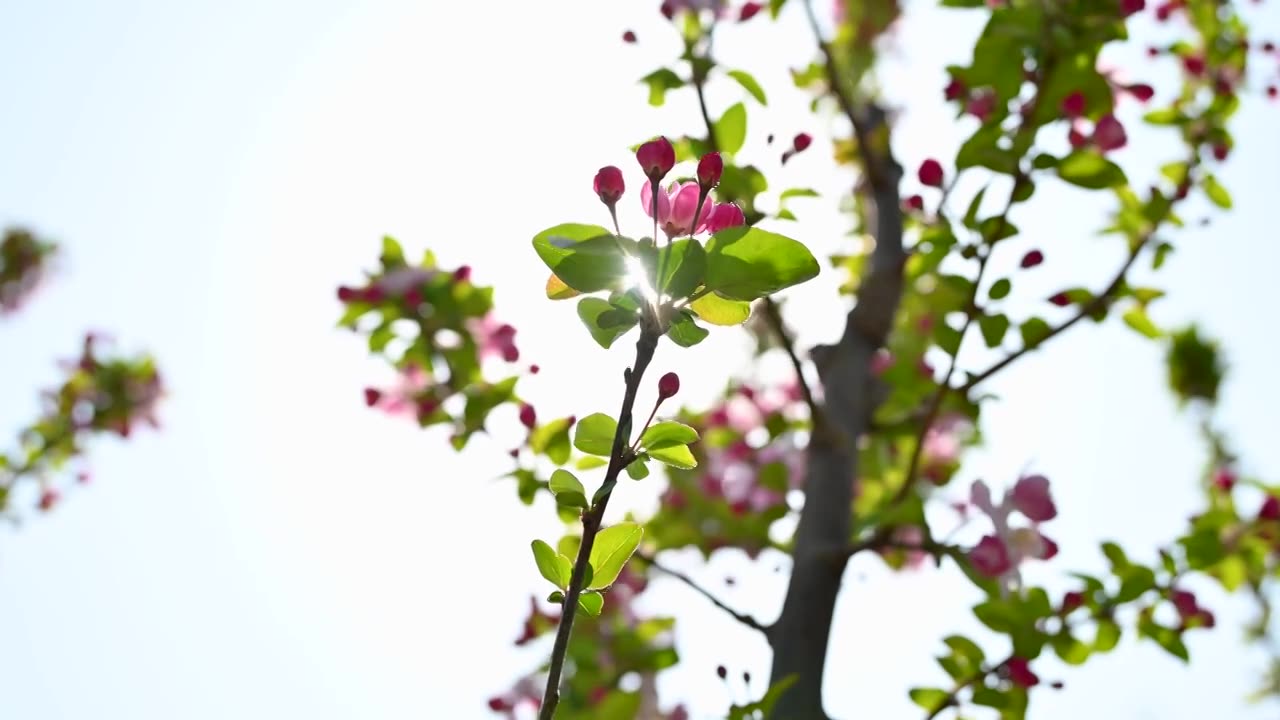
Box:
[467,313,520,363]
[642,181,713,238]
[968,477,1059,591]
[369,365,434,417]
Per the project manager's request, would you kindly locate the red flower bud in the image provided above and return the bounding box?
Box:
[1212,467,1236,491]
[403,288,423,309]
[944,76,967,101]
[660,1,675,20]
[38,489,59,512]
[1264,42,1276,53]
[363,388,383,407]
[792,132,813,152]
[1061,91,1085,118]
[1093,114,1128,153]
[1212,143,1230,161]
[529,364,541,375]
[716,665,728,679]
[1021,249,1045,268]
[336,285,358,302]
[487,697,510,712]
[1121,0,1145,17]
[519,404,537,429]
[1061,590,1085,613]
[966,91,996,121]
[697,152,724,189]
[1126,84,1155,103]
[453,265,472,282]
[622,30,637,43]
[658,371,680,400]
[903,194,924,212]
[917,159,944,188]
[1182,54,1205,76]
[593,165,625,206]
[1260,495,1280,521]
[739,2,762,21]
[1006,657,1040,688]
[1011,474,1057,520]
[636,137,675,180]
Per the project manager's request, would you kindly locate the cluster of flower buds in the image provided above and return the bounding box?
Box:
[593,137,746,241]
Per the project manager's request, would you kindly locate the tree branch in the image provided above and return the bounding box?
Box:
[540,323,661,719]
[634,550,771,635]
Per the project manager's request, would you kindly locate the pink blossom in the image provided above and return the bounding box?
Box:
[1011,474,1057,521]
[373,267,434,297]
[1093,114,1128,152]
[889,525,929,569]
[642,181,712,238]
[921,413,972,467]
[704,202,746,233]
[968,477,1060,590]
[369,365,434,417]
[467,314,520,363]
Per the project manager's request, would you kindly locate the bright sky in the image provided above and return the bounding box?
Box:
[2,1,1279,718]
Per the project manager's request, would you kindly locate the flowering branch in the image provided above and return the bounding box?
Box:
[539,323,660,720]
[634,550,770,635]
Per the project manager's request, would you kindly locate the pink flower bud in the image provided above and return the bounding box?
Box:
[1212,143,1229,161]
[1068,127,1088,149]
[792,133,812,152]
[1061,591,1084,613]
[622,30,637,43]
[697,152,723,189]
[336,286,358,302]
[363,388,383,407]
[593,165,625,205]
[903,194,924,212]
[1093,114,1128,152]
[529,364,541,375]
[705,202,746,233]
[636,137,675,180]
[1171,589,1199,618]
[658,371,680,400]
[1049,292,1070,307]
[1126,83,1155,102]
[1011,474,1057,521]
[1061,91,1085,118]
[917,159,944,188]
[519,404,537,429]
[1121,0,1145,17]
[1021,249,1045,268]
[453,265,472,282]
[716,665,728,679]
[1182,54,1205,76]
[739,2,762,21]
[1212,467,1235,491]
[403,288,422,309]
[966,91,996,121]
[1260,495,1280,521]
[970,535,1012,577]
[1006,657,1040,688]
[38,489,59,512]
[944,76,967,101]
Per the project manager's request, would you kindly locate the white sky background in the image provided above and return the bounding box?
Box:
[1,0,1279,718]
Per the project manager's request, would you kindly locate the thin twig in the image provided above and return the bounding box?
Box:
[540,325,661,719]
[634,551,771,635]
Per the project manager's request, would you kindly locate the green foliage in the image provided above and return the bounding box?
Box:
[532,539,573,590]
[726,69,768,105]
[549,469,588,509]
[532,224,634,294]
[574,413,619,457]
[703,227,820,301]
[587,522,643,590]
[1166,326,1223,404]
[715,102,748,154]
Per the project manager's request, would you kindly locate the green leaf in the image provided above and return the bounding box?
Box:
[640,421,699,450]
[1020,317,1051,348]
[979,313,1010,348]
[574,413,618,456]
[578,590,605,617]
[529,417,574,465]
[1122,306,1162,339]
[532,224,631,293]
[715,102,748,154]
[666,311,709,347]
[576,455,608,470]
[909,688,951,713]
[727,69,768,105]
[1202,174,1232,209]
[769,0,788,18]
[578,297,638,349]
[689,292,751,325]
[532,540,572,589]
[988,278,1012,300]
[549,469,588,509]
[380,235,406,266]
[1094,619,1121,652]
[1057,150,1126,189]
[545,273,580,300]
[659,239,706,298]
[648,443,697,469]
[704,227,820,300]
[626,456,650,480]
[779,187,819,201]
[641,68,684,106]
[587,522,643,590]
[547,590,564,604]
